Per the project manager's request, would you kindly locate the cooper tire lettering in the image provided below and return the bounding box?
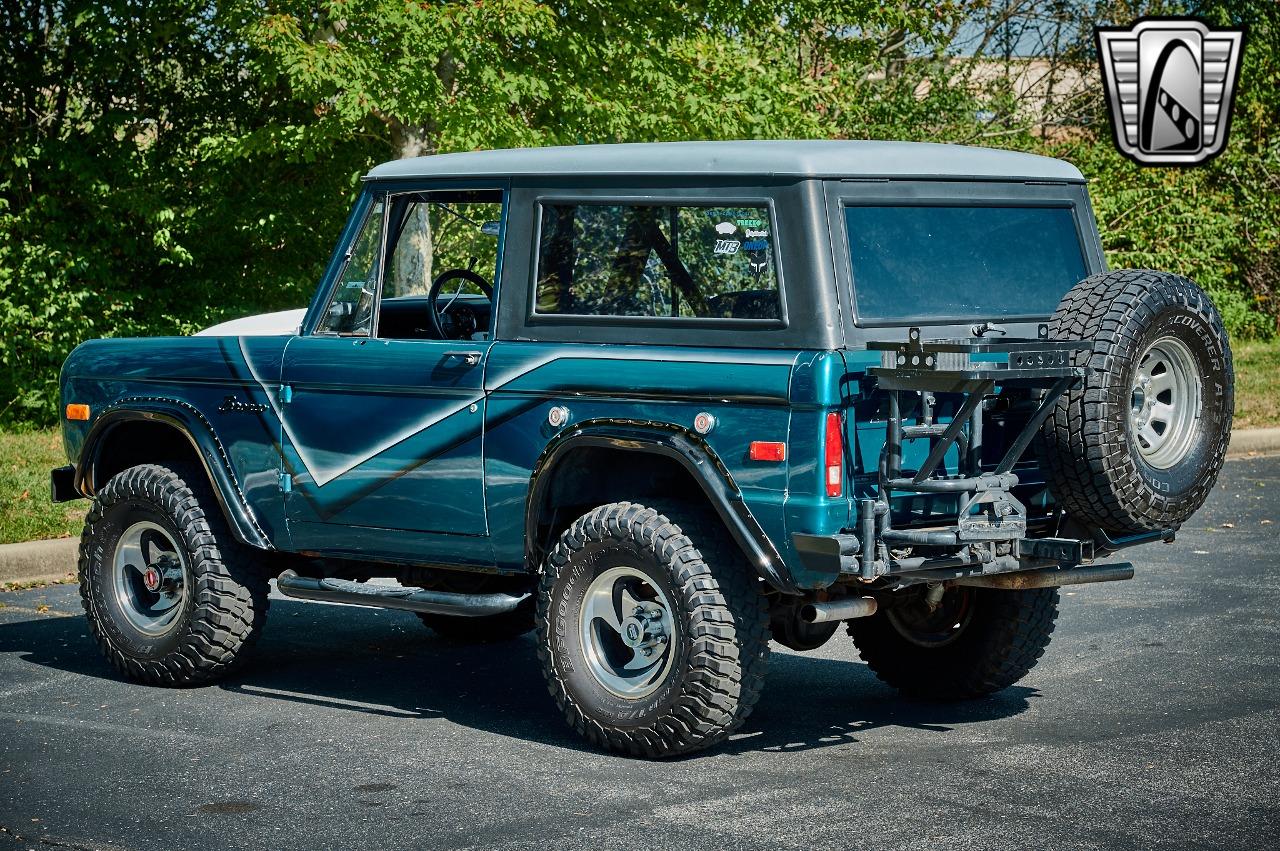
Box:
[1038,269,1232,534]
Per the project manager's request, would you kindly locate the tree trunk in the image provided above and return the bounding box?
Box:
[377,49,451,299]
[885,27,907,79]
[388,122,434,296]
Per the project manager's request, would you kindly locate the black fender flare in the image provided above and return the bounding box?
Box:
[76,397,274,550]
[525,419,797,593]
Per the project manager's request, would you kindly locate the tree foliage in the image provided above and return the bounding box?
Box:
[1,0,1276,427]
[0,1,367,424]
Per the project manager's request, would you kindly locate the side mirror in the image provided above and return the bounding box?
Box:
[480,221,501,236]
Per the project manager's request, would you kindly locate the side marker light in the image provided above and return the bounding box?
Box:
[749,441,786,462]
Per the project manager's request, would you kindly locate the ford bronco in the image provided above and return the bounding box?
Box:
[52,141,1233,758]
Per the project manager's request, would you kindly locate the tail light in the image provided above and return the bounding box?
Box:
[824,411,843,498]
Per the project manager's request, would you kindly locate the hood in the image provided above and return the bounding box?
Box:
[196,309,306,337]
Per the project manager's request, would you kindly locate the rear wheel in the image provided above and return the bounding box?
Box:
[536,502,769,758]
[79,464,269,686]
[849,584,1058,700]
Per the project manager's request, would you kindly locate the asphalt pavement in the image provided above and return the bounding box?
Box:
[2,456,1278,850]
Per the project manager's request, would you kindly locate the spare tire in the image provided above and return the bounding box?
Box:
[1038,269,1233,535]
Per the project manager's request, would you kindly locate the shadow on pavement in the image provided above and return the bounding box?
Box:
[0,596,1034,757]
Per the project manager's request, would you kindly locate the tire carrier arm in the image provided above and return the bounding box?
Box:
[855,326,1097,583]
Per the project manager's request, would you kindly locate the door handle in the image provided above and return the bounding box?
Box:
[443,350,482,366]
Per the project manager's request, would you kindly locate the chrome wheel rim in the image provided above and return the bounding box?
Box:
[111,521,188,636]
[1130,336,1202,469]
[578,566,676,699]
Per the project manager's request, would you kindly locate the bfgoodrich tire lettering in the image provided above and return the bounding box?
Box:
[536,502,769,758]
[79,464,269,685]
[1039,269,1233,534]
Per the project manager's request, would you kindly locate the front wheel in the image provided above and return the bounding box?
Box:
[78,464,269,686]
[536,502,769,758]
[849,584,1058,700]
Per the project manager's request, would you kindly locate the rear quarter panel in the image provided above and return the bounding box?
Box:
[483,342,849,587]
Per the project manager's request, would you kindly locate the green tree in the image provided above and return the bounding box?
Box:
[1193,0,1280,326]
[2,0,1275,429]
[237,1,967,296]
[0,1,363,425]
[241,1,970,157]
[1041,0,1280,337]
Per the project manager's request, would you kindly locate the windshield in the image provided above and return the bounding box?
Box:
[845,204,1088,324]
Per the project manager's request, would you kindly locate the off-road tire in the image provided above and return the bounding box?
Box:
[849,586,1059,700]
[536,502,769,758]
[1039,269,1233,534]
[79,463,269,685]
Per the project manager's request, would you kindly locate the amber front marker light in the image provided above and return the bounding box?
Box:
[65,404,90,421]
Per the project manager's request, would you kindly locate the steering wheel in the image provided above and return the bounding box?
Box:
[427,268,493,340]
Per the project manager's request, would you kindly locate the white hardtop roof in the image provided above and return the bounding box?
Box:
[365,140,1084,183]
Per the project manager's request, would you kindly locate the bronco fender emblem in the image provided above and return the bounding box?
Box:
[218,395,268,414]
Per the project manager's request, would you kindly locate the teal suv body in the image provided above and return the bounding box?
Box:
[53,141,1234,757]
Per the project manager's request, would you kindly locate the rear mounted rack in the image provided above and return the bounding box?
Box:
[853,326,1093,582]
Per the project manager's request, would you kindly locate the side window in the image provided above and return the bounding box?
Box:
[316,199,385,336]
[534,203,780,320]
[379,190,504,340]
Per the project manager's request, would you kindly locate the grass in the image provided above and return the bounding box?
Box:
[0,428,86,545]
[0,342,1276,545]
[1234,340,1280,430]
[2,575,76,592]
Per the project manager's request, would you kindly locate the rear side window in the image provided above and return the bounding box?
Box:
[534,203,780,320]
[845,204,1088,323]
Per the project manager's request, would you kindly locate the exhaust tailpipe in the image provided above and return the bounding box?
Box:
[800,596,878,624]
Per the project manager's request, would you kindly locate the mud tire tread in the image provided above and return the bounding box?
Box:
[536,501,769,758]
[1038,269,1233,534]
[79,464,269,686]
[849,587,1059,700]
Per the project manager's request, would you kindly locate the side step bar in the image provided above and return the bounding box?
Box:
[275,570,528,617]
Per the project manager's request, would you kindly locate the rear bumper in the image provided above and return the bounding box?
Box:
[790,529,1169,586]
[50,465,81,503]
